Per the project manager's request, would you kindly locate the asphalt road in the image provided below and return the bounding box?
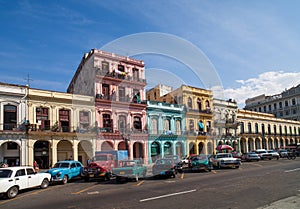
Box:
[0,158,299,209]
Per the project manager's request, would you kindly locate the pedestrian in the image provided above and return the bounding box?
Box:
[34,160,39,172]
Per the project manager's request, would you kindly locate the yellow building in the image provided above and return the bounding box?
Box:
[26,88,95,168]
[147,85,214,155]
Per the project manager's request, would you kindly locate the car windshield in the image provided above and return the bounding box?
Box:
[0,169,13,178]
[94,156,108,161]
[53,162,70,168]
[121,161,135,167]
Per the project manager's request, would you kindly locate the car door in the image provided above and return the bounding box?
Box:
[26,168,40,187]
[14,169,28,190]
[70,162,78,178]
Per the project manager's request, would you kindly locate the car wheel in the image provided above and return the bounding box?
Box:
[235,166,239,169]
[104,173,111,181]
[62,175,68,184]
[40,178,49,189]
[6,186,18,199]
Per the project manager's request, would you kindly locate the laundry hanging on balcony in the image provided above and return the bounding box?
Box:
[198,121,204,131]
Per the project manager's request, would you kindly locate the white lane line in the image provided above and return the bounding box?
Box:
[285,168,300,173]
[140,189,196,202]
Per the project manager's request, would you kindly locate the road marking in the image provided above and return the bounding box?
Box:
[72,184,99,195]
[211,170,216,174]
[87,191,99,195]
[180,173,184,179]
[140,189,197,202]
[136,180,145,186]
[164,180,176,183]
[284,168,300,173]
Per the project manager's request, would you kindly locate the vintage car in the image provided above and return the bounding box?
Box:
[152,158,177,178]
[83,162,111,182]
[253,149,273,160]
[211,153,241,169]
[0,166,51,199]
[190,154,213,172]
[277,149,288,158]
[267,150,280,160]
[46,160,83,184]
[112,160,147,182]
[242,152,260,162]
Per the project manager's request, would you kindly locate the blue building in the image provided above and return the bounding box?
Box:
[146,101,186,163]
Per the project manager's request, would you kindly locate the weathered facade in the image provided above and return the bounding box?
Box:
[237,109,300,153]
[68,49,148,162]
[146,100,186,163]
[147,84,214,155]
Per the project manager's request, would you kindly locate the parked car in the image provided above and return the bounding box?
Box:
[242,152,260,162]
[83,162,111,182]
[267,150,280,160]
[112,160,147,182]
[190,154,213,172]
[211,153,241,169]
[277,149,288,158]
[0,166,51,199]
[164,155,181,165]
[231,152,243,159]
[46,160,83,184]
[152,158,177,178]
[253,149,273,160]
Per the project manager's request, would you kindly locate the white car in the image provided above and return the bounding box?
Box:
[0,166,51,199]
[211,153,241,169]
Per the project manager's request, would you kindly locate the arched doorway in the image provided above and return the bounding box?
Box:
[164,142,172,156]
[101,141,114,150]
[0,141,20,166]
[198,142,204,154]
[151,141,161,162]
[255,138,261,149]
[133,142,144,159]
[175,142,184,158]
[240,138,247,153]
[268,138,273,149]
[57,140,73,161]
[78,140,93,166]
[118,141,127,150]
[34,140,50,169]
[248,138,254,151]
[189,142,196,155]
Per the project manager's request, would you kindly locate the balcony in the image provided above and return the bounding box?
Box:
[186,108,212,114]
[95,68,146,84]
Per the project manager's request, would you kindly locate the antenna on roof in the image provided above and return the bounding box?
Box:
[24,73,33,87]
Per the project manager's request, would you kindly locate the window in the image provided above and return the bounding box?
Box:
[102,61,109,74]
[197,98,201,111]
[205,100,210,109]
[187,97,192,109]
[132,68,139,81]
[189,120,194,133]
[59,109,70,132]
[274,103,277,110]
[36,107,50,130]
[292,98,296,106]
[118,64,125,72]
[279,102,283,108]
[176,120,181,135]
[151,118,158,134]
[273,125,277,135]
[133,116,142,130]
[261,124,265,134]
[119,87,125,102]
[268,105,271,111]
[79,111,89,130]
[15,169,26,177]
[263,106,266,112]
[26,168,35,175]
[164,119,170,131]
[255,123,259,134]
[118,115,126,133]
[4,105,17,130]
[248,123,252,134]
[103,114,112,129]
[285,100,288,107]
[258,107,261,112]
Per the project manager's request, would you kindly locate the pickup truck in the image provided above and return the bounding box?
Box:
[112,160,147,182]
[211,153,241,169]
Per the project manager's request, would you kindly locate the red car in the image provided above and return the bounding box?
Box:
[83,162,111,182]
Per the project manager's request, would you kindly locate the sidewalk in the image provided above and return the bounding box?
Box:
[257,194,300,209]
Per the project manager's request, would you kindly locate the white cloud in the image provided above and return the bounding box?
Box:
[222,71,300,108]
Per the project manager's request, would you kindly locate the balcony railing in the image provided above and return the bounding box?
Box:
[95,68,146,83]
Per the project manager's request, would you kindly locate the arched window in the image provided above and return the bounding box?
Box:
[273,125,277,135]
[197,98,201,111]
[176,120,181,135]
[103,114,112,132]
[164,119,170,132]
[248,122,252,134]
[255,123,259,134]
[189,120,194,133]
[205,100,210,109]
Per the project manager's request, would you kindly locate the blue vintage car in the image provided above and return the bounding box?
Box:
[47,160,83,184]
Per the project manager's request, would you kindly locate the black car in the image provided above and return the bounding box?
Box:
[152,158,177,178]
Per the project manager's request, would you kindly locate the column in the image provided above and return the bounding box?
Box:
[73,141,79,161]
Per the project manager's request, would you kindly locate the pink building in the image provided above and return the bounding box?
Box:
[68,49,148,162]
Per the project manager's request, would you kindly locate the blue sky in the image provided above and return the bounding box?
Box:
[1,0,300,107]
